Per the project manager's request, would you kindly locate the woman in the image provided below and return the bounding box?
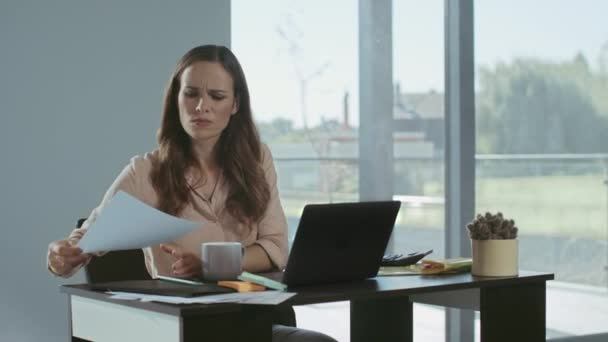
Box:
[47,45,336,342]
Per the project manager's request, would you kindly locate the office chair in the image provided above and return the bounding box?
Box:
[77,218,151,283]
[77,218,296,326]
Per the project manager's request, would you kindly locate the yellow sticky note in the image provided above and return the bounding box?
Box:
[218,280,266,292]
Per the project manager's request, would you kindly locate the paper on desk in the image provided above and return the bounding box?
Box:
[108,290,296,305]
[77,191,200,253]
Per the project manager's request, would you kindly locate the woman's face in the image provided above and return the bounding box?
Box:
[177,61,238,146]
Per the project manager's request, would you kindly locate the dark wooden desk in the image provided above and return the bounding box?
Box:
[62,270,553,342]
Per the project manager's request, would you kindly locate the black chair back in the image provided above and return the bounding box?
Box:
[77,218,151,283]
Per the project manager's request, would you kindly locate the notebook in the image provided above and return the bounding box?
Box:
[88,279,235,297]
[244,201,401,289]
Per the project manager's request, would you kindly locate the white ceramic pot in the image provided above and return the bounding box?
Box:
[471,239,518,276]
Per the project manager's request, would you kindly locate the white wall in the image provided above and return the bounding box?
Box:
[0,1,230,340]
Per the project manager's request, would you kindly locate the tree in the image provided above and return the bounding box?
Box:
[477,57,608,154]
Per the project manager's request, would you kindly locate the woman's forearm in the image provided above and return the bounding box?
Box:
[242,244,274,273]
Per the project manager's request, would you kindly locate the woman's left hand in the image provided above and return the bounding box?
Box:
[160,244,202,279]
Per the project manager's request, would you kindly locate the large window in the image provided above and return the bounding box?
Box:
[475,0,608,339]
[233,1,447,340]
[235,0,608,341]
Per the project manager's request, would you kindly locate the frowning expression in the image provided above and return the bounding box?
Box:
[178,61,238,145]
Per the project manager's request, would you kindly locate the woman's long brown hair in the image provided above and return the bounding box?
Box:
[150,45,270,223]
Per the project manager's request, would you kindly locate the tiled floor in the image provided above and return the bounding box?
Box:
[293,281,608,342]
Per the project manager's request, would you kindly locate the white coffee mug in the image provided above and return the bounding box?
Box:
[201,242,242,281]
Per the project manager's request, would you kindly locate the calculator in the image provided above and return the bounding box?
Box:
[381,250,433,266]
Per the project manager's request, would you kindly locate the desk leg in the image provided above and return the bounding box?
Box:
[350,296,413,342]
[181,305,273,341]
[480,281,546,341]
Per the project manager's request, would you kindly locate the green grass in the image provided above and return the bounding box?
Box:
[279,174,608,239]
[476,174,607,239]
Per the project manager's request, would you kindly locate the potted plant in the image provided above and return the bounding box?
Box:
[467,212,519,276]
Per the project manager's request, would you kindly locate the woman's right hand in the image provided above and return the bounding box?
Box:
[47,239,90,277]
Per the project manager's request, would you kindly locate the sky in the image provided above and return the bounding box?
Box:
[232,0,608,127]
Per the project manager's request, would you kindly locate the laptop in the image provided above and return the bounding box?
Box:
[260,200,401,288]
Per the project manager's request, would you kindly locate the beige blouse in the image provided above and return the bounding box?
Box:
[67,144,288,278]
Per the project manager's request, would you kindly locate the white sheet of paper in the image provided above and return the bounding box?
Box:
[107,290,296,305]
[77,191,200,253]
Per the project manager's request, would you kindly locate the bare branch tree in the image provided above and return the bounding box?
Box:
[275,4,337,200]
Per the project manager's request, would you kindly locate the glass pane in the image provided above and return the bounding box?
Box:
[393,1,446,340]
[233,1,356,340]
[475,0,608,339]
[234,0,447,340]
[392,0,445,257]
[232,0,358,245]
